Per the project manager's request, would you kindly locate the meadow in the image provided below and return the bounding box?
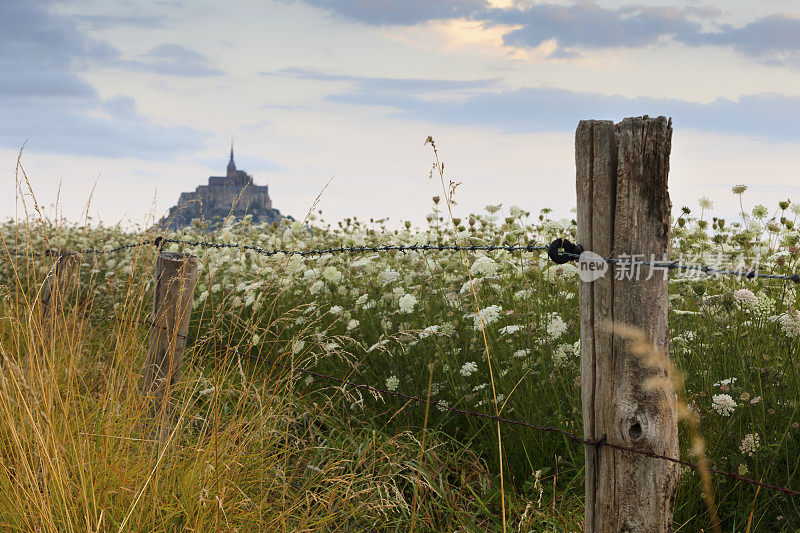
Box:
[2,181,800,531]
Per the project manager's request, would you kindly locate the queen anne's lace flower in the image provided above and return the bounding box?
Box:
[467,305,502,330]
[779,310,800,337]
[460,361,478,377]
[385,375,399,391]
[470,256,499,277]
[322,266,342,283]
[399,294,418,313]
[712,394,736,416]
[739,433,760,456]
[733,289,758,308]
[378,268,401,285]
[546,313,568,339]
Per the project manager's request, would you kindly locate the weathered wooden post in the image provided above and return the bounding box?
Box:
[40,251,79,322]
[34,251,79,375]
[141,252,199,439]
[576,116,679,531]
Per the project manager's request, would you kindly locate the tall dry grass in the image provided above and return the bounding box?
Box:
[0,221,510,532]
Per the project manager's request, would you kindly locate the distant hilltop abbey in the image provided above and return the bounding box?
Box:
[162,145,284,230]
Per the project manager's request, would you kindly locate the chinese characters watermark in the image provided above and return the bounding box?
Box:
[578,250,762,283]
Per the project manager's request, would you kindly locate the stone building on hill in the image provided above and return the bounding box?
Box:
[162,146,284,230]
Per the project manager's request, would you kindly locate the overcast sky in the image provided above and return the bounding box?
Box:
[3,0,800,228]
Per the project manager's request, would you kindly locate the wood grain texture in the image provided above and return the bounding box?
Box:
[577,116,678,532]
[141,252,199,437]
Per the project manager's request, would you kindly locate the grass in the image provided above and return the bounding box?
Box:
[3,156,800,530]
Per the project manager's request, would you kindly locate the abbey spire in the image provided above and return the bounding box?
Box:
[227,141,236,177]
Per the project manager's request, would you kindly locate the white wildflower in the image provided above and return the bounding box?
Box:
[513,349,530,359]
[514,288,533,301]
[385,375,399,391]
[347,319,359,331]
[468,305,502,330]
[553,342,577,366]
[712,394,736,416]
[470,256,500,277]
[329,305,344,315]
[733,289,758,308]
[399,293,418,313]
[459,278,480,294]
[460,361,478,377]
[546,313,568,340]
[322,266,342,283]
[499,325,522,335]
[739,433,760,456]
[378,268,401,285]
[779,309,800,337]
[309,280,325,295]
[746,219,762,233]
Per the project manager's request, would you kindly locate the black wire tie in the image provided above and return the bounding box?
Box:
[548,238,584,264]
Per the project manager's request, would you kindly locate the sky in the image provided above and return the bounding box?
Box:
[3,0,800,229]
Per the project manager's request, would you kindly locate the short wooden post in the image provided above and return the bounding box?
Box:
[576,116,679,532]
[34,251,79,375]
[41,251,79,322]
[141,252,199,438]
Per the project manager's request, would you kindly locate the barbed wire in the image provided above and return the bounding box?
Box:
[4,235,799,283]
[159,237,550,257]
[140,320,800,499]
[2,238,549,259]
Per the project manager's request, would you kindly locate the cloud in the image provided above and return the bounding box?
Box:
[266,67,501,93]
[2,95,206,159]
[296,0,800,70]
[0,0,208,158]
[73,14,170,29]
[483,4,800,70]
[316,78,800,141]
[479,3,702,52]
[121,44,225,77]
[295,0,489,25]
[679,14,800,68]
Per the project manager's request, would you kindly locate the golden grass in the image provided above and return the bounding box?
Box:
[0,238,508,532]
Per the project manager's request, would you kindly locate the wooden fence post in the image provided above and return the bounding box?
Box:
[141,252,199,439]
[41,251,79,322]
[576,116,679,532]
[34,251,79,375]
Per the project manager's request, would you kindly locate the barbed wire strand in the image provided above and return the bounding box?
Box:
[4,236,799,283]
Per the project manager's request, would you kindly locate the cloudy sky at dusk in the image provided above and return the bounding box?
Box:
[3,0,800,228]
